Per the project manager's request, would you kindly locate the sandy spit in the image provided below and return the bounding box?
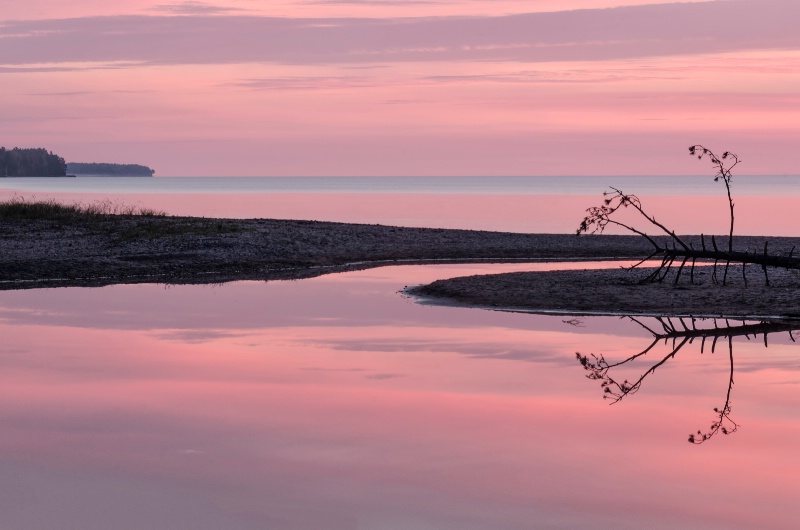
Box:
[407,263,800,319]
[0,215,654,289]
[3,214,800,318]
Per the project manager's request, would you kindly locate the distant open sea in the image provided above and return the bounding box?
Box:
[1,175,798,235]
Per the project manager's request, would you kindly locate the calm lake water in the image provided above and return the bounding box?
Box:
[1,175,799,235]
[2,264,800,529]
[1,177,800,528]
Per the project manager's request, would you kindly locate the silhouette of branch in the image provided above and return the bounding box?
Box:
[689,145,740,253]
[578,148,800,286]
[576,317,800,443]
[689,336,738,444]
[577,335,688,403]
[577,187,686,251]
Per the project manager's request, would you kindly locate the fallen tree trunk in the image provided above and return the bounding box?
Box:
[639,236,800,285]
[577,146,799,287]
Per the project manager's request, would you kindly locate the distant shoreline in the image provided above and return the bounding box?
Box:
[67,174,152,177]
[0,175,76,178]
[0,174,153,178]
[66,162,155,176]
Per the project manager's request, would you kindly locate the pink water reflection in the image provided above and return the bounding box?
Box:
[1,264,800,528]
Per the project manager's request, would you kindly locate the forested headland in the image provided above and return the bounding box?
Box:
[67,162,155,176]
[0,148,155,177]
[0,147,67,177]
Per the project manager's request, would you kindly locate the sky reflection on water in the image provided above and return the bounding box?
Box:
[2,264,800,529]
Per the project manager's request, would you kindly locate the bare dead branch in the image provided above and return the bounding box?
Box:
[578,147,800,285]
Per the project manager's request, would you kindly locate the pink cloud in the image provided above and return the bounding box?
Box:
[1,1,799,67]
[149,1,245,15]
[0,1,720,21]
[2,1,799,176]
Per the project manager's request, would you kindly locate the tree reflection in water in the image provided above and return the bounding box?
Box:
[575,316,800,443]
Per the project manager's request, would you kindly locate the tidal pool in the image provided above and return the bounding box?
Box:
[1,263,799,529]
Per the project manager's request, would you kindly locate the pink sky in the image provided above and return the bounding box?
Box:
[2,0,800,176]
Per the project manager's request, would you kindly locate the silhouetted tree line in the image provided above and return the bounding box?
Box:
[67,162,155,176]
[0,147,67,177]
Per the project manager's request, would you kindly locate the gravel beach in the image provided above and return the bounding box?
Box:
[3,214,799,318]
[0,215,655,288]
[406,265,800,319]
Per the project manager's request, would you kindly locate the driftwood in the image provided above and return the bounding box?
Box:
[577,146,800,285]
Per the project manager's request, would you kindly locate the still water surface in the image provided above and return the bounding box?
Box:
[2,263,800,529]
[1,175,798,234]
[2,177,799,527]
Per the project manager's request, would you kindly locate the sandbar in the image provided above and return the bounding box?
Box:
[3,214,800,318]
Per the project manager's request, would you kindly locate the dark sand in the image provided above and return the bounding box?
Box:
[407,265,800,319]
[0,215,654,288]
[3,214,799,318]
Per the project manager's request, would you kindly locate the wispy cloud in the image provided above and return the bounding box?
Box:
[25,89,148,96]
[156,329,248,343]
[226,68,678,93]
[319,338,571,364]
[0,1,798,67]
[303,0,445,4]
[420,70,679,85]
[0,62,148,74]
[25,91,95,96]
[364,373,405,379]
[231,76,376,90]
[150,1,246,15]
